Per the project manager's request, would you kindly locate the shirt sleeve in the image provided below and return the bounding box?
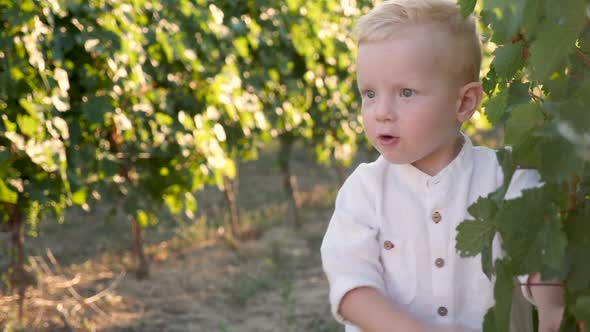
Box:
[504,168,544,305]
[320,163,386,324]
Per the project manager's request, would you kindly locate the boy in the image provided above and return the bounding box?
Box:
[320,0,565,331]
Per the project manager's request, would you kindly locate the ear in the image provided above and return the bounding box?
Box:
[456,82,483,123]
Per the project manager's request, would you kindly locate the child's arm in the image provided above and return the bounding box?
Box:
[339,286,427,332]
[339,287,469,332]
[526,273,565,332]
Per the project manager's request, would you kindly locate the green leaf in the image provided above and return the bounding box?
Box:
[482,66,498,95]
[16,114,38,137]
[491,147,516,202]
[551,99,590,134]
[184,192,197,218]
[468,196,498,221]
[456,219,496,257]
[496,187,567,275]
[71,188,87,205]
[83,96,112,125]
[538,134,585,183]
[572,295,590,325]
[137,210,149,227]
[506,81,530,106]
[0,150,11,165]
[481,3,523,45]
[564,206,590,290]
[233,37,250,58]
[0,178,18,204]
[482,308,497,332]
[457,196,499,279]
[504,103,544,146]
[163,192,182,214]
[492,260,514,332]
[529,0,587,81]
[481,245,493,280]
[155,112,174,127]
[559,311,581,332]
[483,88,508,125]
[493,42,525,78]
[538,214,568,274]
[511,135,541,168]
[458,0,477,17]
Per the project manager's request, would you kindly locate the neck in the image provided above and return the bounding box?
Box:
[411,133,465,177]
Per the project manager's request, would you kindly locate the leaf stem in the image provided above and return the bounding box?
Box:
[529,92,544,103]
[519,282,563,287]
[568,176,580,211]
[575,47,590,66]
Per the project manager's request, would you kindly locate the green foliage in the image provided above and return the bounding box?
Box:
[1,0,372,236]
[2,0,588,329]
[458,0,478,18]
[458,1,590,330]
[0,0,370,291]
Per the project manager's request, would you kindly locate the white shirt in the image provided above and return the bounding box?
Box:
[320,133,540,332]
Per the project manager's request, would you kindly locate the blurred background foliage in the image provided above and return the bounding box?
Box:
[2,0,588,330]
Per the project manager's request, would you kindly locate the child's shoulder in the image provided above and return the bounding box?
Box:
[341,155,390,193]
[347,155,388,182]
[470,145,505,178]
[471,144,501,163]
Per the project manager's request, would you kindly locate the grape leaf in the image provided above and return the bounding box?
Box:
[493,42,525,78]
[504,103,544,146]
[0,178,18,204]
[511,135,541,170]
[482,66,498,95]
[482,308,497,332]
[71,188,86,206]
[559,100,590,133]
[490,147,516,203]
[538,134,586,183]
[529,0,587,81]
[496,187,566,275]
[483,88,508,125]
[572,295,590,326]
[492,260,514,332]
[458,0,477,18]
[564,206,590,290]
[468,196,498,221]
[506,81,530,106]
[456,219,496,257]
[456,198,498,279]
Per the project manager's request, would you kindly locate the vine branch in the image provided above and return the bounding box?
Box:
[575,47,590,66]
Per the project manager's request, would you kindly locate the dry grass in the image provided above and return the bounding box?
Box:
[0,142,357,332]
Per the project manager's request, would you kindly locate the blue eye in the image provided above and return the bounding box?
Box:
[365,90,376,99]
[400,88,414,97]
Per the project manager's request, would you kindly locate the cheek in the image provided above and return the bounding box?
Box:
[361,108,372,126]
[413,100,455,125]
[361,114,374,133]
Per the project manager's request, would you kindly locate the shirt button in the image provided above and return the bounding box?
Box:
[437,306,448,317]
[435,258,445,268]
[432,211,442,224]
[383,240,395,250]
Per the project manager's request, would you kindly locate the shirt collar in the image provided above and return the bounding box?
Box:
[391,132,473,193]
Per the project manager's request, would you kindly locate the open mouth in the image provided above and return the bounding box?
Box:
[377,135,400,145]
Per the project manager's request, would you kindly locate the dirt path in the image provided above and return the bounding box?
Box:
[94,203,338,332]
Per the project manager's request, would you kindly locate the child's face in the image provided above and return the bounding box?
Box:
[356,25,466,173]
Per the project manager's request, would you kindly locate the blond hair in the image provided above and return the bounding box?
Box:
[355,0,482,83]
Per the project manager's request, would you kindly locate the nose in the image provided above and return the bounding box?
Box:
[375,96,397,122]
